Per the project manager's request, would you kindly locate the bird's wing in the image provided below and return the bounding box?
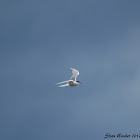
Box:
[56,80,73,85]
[58,83,69,87]
[69,68,79,82]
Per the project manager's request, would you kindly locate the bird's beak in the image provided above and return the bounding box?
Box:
[80,82,82,84]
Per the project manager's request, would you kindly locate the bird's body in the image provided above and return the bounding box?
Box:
[56,68,82,87]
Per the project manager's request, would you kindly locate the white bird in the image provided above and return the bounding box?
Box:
[56,68,82,87]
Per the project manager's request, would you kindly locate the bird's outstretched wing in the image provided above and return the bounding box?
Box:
[69,68,79,82]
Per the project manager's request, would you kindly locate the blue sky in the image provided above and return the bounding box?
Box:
[1,0,140,140]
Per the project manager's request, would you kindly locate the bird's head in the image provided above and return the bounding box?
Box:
[76,81,82,84]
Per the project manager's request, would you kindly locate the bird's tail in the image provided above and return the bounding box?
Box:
[56,80,72,85]
[58,84,69,87]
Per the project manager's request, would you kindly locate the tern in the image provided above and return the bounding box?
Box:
[56,68,82,87]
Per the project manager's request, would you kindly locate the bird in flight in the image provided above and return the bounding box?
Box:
[56,68,82,87]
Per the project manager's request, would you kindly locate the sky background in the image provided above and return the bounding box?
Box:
[1,0,140,140]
